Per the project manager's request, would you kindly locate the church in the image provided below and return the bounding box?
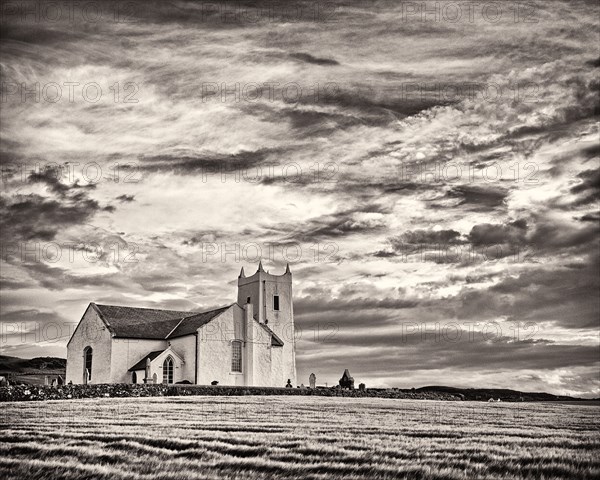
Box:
[65,263,297,387]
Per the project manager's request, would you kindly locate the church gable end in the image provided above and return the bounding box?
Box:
[65,304,113,384]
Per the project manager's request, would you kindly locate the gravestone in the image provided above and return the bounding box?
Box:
[285,379,293,388]
[309,373,316,389]
[339,369,354,389]
[359,383,365,391]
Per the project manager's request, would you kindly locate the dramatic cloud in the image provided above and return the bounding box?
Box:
[0,0,598,396]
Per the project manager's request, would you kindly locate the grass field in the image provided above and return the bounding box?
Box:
[1,397,599,479]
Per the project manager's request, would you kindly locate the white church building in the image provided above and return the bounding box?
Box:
[65,263,297,387]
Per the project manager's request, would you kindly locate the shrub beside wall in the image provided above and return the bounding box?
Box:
[0,384,463,402]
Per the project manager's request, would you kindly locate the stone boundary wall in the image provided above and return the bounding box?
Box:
[0,384,464,402]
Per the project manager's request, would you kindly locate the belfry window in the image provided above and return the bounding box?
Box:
[231,341,242,373]
[273,295,280,311]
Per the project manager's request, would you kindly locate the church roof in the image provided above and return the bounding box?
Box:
[260,323,284,347]
[93,304,194,339]
[89,302,284,346]
[167,305,233,338]
[128,350,165,372]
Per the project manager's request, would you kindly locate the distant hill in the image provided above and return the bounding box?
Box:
[0,355,66,375]
[416,385,581,402]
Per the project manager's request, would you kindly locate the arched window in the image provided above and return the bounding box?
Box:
[132,371,137,384]
[231,341,242,373]
[83,346,93,382]
[162,356,174,384]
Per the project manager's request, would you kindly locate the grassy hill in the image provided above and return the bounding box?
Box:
[415,385,580,402]
[0,355,66,375]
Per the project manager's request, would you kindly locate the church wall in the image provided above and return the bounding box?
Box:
[109,338,167,384]
[248,321,279,387]
[66,306,113,384]
[168,335,197,383]
[270,346,284,387]
[193,303,288,388]
[196,306,246,386]
[262,278,296,387]
[131,369,144,384]
[253,342,274,387]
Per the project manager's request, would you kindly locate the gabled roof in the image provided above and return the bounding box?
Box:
[167,305,232,338]
[128,350,165,372]
[87,302,284,346]
[93,304,194,339]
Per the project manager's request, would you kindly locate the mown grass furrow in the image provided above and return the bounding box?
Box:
[1,397,598,480]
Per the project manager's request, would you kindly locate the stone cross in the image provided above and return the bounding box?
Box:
[145,357,151,383]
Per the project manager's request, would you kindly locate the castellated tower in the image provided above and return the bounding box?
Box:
[237,262,297,387]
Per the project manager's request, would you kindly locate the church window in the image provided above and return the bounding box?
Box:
[132,371,137,384]
[247,296,251,304]
[163,356,174,384]
[231,341,242,373]
[83,346,93,381]
[273,295,280,311]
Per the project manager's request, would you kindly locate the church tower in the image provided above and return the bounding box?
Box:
[237,262,296,387]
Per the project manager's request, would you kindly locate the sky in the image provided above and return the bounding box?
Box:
[0,0,599,397]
